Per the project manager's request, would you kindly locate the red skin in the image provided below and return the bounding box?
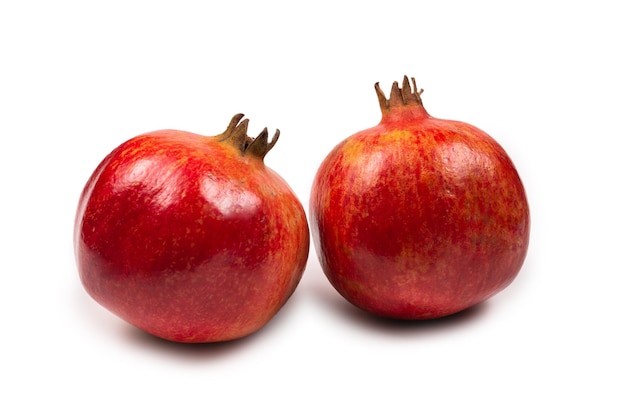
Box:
[75,116,309,342]
[310,78,530,319]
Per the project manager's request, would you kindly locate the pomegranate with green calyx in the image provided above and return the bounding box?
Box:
[310,76,530,320]
[75,114,309,342]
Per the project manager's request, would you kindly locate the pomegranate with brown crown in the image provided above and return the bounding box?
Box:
[75,114,309,342]
[310,77,530,319]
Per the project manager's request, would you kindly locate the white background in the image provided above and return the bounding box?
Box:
[2,1,624,416]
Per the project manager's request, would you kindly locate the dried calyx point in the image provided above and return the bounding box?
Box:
[218,113,279,160]
[375,75,424,112]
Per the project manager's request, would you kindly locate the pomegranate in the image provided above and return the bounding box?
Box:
[310,77,530,319]
[75,114,309,342]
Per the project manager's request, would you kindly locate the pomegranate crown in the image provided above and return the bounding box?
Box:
[375,75,424,112]
[218,113,279,161]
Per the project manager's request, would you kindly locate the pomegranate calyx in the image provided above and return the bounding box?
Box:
[218,113,279,161]
[375,75,425,113]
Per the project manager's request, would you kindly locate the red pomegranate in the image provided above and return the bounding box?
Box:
[310,77,530,319]
[75,114,309,342]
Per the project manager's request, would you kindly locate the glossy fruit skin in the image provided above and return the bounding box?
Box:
[75,115,309,342]
[310,77,530,319]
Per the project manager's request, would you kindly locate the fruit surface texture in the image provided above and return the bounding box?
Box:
[75,114,309,342]
[310,77,530,319]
